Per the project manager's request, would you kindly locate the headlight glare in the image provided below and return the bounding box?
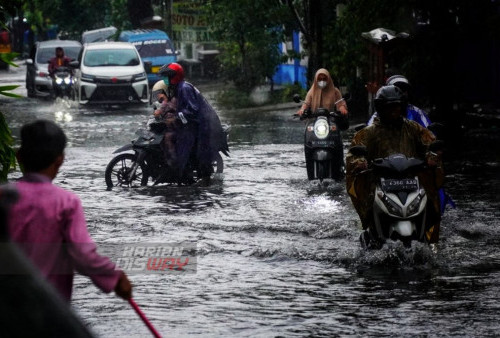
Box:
[314,118,330,139]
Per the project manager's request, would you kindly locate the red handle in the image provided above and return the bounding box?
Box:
[128,298,162,338]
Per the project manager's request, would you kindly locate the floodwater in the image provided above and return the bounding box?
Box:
[2,65,500,337]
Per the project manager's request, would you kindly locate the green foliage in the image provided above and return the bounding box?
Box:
[0,51,18,181]
[0,52,20,70]
[207,0,290,93]
[0,114,16,182]
[216,88,255,109]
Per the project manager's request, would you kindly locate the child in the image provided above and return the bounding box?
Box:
[8,119,132,302]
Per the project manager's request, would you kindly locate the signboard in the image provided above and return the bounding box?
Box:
[172,2,216,43]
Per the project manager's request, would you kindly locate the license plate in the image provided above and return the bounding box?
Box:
[151,66,160,73]
[381,178,418,192]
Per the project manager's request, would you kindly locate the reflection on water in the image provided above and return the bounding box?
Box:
[3,97,500,336]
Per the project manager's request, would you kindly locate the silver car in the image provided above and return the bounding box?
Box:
[25,40,82,98]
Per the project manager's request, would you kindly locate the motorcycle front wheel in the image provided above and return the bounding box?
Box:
[105,153,147,189]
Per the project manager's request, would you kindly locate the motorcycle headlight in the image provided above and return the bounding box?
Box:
[407,190,425,216]
[314,118,329,139]
[378,191,404,217]
[64,77,71,85]
[55,78,63,84]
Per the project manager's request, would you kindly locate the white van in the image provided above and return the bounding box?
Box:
[72,41,149,105]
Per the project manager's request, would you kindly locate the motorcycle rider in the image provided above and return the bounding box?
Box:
[157,62,228,184]
[346,85,444,243]
[296,68,349,178]
[367,75,431,128]
[48,47,72,98]
[367,74,454,215]
[48,47,72,77]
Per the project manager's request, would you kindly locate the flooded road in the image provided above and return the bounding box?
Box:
[2,65,500,337]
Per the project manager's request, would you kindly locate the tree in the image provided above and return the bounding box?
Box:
[207,0,289,92]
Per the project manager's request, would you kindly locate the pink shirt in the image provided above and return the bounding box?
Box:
[8,173,121,301]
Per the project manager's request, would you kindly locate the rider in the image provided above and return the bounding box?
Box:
[367,75,431,128]
[367,74,454,215]
[346,85,443,243]
[157,62,228,184]
[48,47,72,98]
[48,47,72,77]
[296,68,349,178]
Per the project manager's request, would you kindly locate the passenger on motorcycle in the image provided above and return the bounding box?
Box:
[346,85,444,243]
[148,80,179,167]
[157,62,228,183]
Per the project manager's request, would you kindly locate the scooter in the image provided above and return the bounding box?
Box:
[51,66,74,100]
[105,120,229,189]
[351,146,430,249]
[293,94,349,181]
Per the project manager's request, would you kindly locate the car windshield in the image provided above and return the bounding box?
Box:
[133,39,175,58]
[37,46,81,64]
[83,49,140,67]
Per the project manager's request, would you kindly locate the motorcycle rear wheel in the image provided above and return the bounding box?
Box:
[105,153,147,189]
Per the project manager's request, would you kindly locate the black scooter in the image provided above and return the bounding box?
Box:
[293,94,349,181]
[51,66,74,100]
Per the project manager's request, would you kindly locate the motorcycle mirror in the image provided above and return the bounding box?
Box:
[349,145,367,157]
[292,94,301,103]
[69,60,79,68]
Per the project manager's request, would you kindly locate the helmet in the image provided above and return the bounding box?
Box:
[151,80,167,102]
[385,75,410,93]
[158,62,185,84]
[374,85,407,113]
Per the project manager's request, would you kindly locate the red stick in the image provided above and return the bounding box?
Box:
[128,298,162,338]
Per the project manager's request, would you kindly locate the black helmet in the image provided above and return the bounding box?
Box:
[374,85,407,113]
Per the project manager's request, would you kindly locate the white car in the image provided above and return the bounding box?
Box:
[72,41,149,105]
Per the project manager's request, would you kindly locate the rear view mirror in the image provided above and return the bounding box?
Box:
[292,94,301,103]
[69,60,79,68]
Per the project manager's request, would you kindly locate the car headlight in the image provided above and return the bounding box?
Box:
[314,118,329,139]
[378,191,404,217]
[132,72,147,82]
[81,73,95,83]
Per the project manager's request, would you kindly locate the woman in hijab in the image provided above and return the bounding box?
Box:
[297,68,348,116]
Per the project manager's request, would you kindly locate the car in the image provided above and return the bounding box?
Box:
[26,40,82,98]
[72,41,150,106]
[119,29,177,86]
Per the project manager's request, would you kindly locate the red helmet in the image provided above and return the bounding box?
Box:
[158,62,185,84]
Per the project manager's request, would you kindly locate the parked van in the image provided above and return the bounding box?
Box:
[119,29,177,86]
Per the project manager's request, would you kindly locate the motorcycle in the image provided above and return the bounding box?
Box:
[351,146,430,249]
[51,66,74,100]
[105,120,229,189]
[293,94,349,181]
